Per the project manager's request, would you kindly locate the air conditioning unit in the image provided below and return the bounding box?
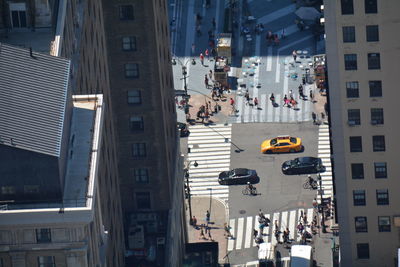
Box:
[348,120,356,126]
[371,120,378,125]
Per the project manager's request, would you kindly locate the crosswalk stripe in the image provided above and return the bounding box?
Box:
[289,210,296,240]
[261,94,267,121]
[236,218,245,249]
[228,219,235,251]
[253,215,259,246]
[244,216,253,248]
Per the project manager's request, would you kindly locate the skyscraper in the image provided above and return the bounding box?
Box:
[325,0,400,265]
[101,0,185,265]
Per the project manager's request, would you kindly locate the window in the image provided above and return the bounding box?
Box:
[125,63,139,78]
[36,229,51,243]
[134,169,149,183]
[342,26,355,42]
[376,189,389,205]
[136,192,151,209]
[344,54,357,70]
[378,216,391,232]
[355,217,368,232]
[366,25,379,42]
[132,143,146,158]
[1,186,16,195]
[371,108,383,125]
[341,0,354,15]
[348,109,360,125]
[346,81,359,98]
[122,36,136,51]
[357,243,370,259]
[368,53,380,70]
[369,81,382,97]
[127,90,141,105]
[350,136,362,152]
[372,135,385,152]
[374,162,387,178]
[38,256,55,267]
[353,190,366,206]
[129,116,144,131]
[351,163,364,179]
[119,5,134,20]
[365,0,377,13]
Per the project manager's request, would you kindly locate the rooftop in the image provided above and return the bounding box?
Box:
[0,95,104,225]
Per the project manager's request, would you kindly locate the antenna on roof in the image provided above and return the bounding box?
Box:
[29,47,37,59]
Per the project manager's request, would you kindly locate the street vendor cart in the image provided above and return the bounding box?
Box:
[216,33,232,64]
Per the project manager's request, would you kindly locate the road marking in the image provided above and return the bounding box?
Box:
[236,218,244,249]
[280,211,288,233]
[271,212,280,245]
[228,218,235,251]
[307,208,313,225]
[289,210,296,240]
[261,93,267,121]
[253,215,259,246]
[244,216,253,248]
[266,46,273,71]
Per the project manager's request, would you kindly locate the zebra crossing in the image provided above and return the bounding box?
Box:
[227,208,314,251]
[231,93,312,124]
[317,124,333,203]
[187,124,232,201]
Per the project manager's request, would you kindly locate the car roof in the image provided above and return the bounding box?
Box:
[297,157,317,163]
[234,168,249,175]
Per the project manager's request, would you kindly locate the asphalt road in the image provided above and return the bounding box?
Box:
[228,121,319,264]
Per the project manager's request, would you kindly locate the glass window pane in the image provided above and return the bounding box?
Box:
[368,53,380,70]
[344,54,357,70]
[346,81,359,98]
[369,81,382,97]
[372,135,385,152]
[365,0,377,13]
[350,136,362,152]
[348,109,360,125]
[341,0,354,15]
[136,192,151,209]
[127,90,142,104]
[378,216,391,232]
[119,5,134,20]
[130,116,144,131]
[357,243,369,259]
[376,189,389,205]
[342,26,355,42]
[353,190,366,206]
[366,25,379,42]
[374,162,387,178]
[351,163,364,179]
[355,217,368,232]
[371,108,384,125]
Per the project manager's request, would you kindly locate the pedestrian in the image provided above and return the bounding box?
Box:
[205,49,209,60]
[283,228,290,244]
[204,109,210,123]
[230,97,236,115]
[313,198,318,209]
[224,223,232,238]
[274,34,280,46]
[192,216,197,227]
[297,222,304,235]
[309,89,314,102]
[266,31,273,45]
[292,50,297,62]
[211,47,216,58]
[303,214,308,225]
[290,98,297,109]
[206,210,210,223]
[274,220,279,230]
[258,209,264,219]
[299,87,304,100]
[289,89,293,99]
[212,17,216,29]
[209,69,213,79]
[302,76,306,85]
[196,24,202,36]
[259,222,265,235]
[274,229,280,243]
[199,228,205,240]
[191,43,196,56]
[269,93,275,104]
[254,97,259,109]
[208,229,213,240]
[253,229,258,239]
[300,210,304,221]
[204,74,209,88]
[200,53,204,65]
[312,112,317,124]
[196,13,202,25]
[281,27,286,39]
[283,94,289,107]
[244,90,250,105]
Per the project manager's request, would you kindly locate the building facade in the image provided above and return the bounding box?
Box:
[324,0,400,266]
[101,0,186,265]
[0,0,125,265]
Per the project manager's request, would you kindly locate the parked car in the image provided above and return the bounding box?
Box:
[281,157,325,175]
[260,135,303,154]
[218,168,259,185]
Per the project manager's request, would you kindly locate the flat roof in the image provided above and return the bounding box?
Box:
[0,95,103,225]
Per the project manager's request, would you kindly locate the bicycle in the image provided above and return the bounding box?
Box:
[303,177,318,190]
[242,185,257,195]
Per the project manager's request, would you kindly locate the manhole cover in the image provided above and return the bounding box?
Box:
[239,210,246,214]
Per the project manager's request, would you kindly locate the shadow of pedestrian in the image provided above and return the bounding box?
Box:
[257,107,262,110]
[273,103,279,108]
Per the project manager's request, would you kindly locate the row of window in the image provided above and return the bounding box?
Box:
[351,162,387,179]
[341,0,378,15]
[344,53,381,70]
[346,80,382,98]
[352,189,389,206]
[354,215,391,232]
[349,135,385,152]
[347,108,383,125]
[343,25,379,43]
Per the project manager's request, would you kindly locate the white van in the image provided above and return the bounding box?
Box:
[258,242,276,267]
[290,245,313,267]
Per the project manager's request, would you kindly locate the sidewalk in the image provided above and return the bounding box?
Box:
[186,196,228,264]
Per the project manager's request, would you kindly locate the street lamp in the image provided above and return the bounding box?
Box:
[317,173,327,233]
[171,55,195,96]
[207,188,212,223]
[184,160,198,225]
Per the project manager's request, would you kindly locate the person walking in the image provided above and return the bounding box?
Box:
[312,112,317,124]
[283,94,289,107]
[212,17,216,30]
[283,228,290,244]
[269,93,275,105]
[224,223,232,238]
[230,97,236,115]
[192,216,197,227]
[200,53,205,65]
[199,228,205,240]
[274,34,280,46]
[205,210,210,223]
[309,89,314,102]
[290,97,297,109]
[253,229,259,239]
[204,74,209,88]
[209,69,213,79]
[254,97,259,109]
[244,90,250,105]
[196,24,202,36]
[191,43,196,56]
[274,228,280,243]
[297,222,304,235]
[303,213,308,225]
[205,49,210,60]
[292,50,297,62]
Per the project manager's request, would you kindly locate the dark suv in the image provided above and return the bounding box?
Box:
[281,157,325,175]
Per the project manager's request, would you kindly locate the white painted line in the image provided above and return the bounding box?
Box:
[244,216,253,248]
[271,212,280,245]
[289,210,296,240]
[253,215,259,246]
[306,208,313,226]
[261,94,267,121]
[264,213,271,243]
[244,100,250,123]
[236,218,244,249]
[280,211,288,233]
[266,46,273,71]
[267,93,273,122]
[227,218,235,251]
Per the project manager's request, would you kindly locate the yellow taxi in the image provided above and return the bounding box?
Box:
[261,135,303,154]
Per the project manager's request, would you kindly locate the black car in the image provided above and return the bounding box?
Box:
[218,168,259,185]
[281,157,325,175]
